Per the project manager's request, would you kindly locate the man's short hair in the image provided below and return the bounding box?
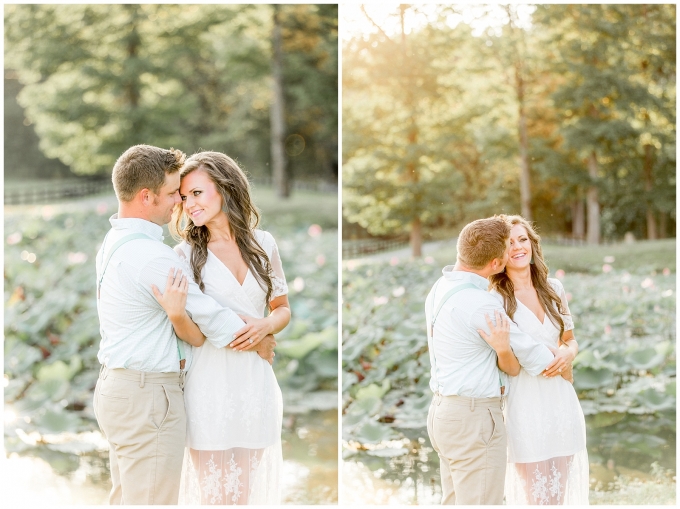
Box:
[457,216,511,269]
[112,145,186,202]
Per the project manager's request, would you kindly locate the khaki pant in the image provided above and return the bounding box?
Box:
[427,394,507,505]
[93,366,186,505]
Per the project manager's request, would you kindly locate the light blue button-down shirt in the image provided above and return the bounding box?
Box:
[425,266,554,397]
[95,215,245,373]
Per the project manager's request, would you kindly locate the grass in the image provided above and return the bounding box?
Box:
[4,186,339,231]
[252,186,338,230]
[430,238,675,274]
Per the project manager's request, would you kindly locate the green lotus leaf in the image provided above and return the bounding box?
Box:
[635,389,675,411]
[589,412,626,428]
[573,349,596,367]
[33,409,83,434]
[573,367,615,390]
[355,421,396,444]
[32,447,81,475]
[356,380,390,400]
[36,360,72,382]
[351,396,382,416]
[276,329,334,359]
[625,347,665,370]
[23,379,70,404]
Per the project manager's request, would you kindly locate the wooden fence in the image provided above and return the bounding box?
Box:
[4,178,113,205]
[5,176,337,206]
[342,237,410,259]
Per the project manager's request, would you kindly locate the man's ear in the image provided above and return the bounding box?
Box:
[139,188,152,205]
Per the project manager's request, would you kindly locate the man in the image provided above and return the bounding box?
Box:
[93,144,275,505]
[425,216,566,505]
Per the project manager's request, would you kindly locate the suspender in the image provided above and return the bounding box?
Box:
[97,232,185,362]
[428,277,503,392]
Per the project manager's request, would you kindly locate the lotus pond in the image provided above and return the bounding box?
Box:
[342,243,676,504]
[4,188,339,504]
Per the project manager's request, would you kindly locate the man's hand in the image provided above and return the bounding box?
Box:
[478,310,511,353]
[254,334,276,365]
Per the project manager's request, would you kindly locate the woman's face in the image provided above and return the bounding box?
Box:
[179,169,224,227]
[506,223,533,270]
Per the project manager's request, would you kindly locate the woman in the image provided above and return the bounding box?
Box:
[489,215,589,505]
[159,151,290,505]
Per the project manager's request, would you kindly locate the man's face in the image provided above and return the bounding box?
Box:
[148,172,181,226]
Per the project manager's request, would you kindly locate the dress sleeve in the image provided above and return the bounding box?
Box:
[173,243,194,281]
[551,278,574,331]
[470,302,554,377]
[136,246,245,348]
[266,233,288,299]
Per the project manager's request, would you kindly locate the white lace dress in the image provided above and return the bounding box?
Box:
[498,278,589,505]
[176,230,288,505]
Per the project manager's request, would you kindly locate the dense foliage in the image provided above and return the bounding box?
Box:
[342,253,676,471]
[343,4,675,250]
[4,198,337,466]
[4,4,338,183]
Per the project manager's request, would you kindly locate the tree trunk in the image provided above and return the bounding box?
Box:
[586,151,600,245]
[513,26,532,221]
[410,216,423,258]
[572,199,585,239]
[643,144,656,239]
[659,211,667,239]
[399,5,422,258]
[270,5,289,198]
[124,5,141,136]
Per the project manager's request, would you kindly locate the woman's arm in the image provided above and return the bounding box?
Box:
[152,268,206,347]
[230,295,291,351]
[543,330,577,380]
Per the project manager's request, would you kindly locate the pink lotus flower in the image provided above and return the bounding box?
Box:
[67,252,88,265]
[641,278,654,289]
[662,268,670,276]
[390,257,399,266]
[373,296,388,306]
[97,203,109,215]
[6,232,22,245]
[555,269,565,280]
[424,256,435,264]
[316,254,326,266]
[605,325,612,335]
[602,264,613,273]
[307,224,322,237]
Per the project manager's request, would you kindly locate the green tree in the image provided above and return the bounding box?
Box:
[4,4,338,185]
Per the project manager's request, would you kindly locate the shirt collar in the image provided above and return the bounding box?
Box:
[441,265,490,291]
[109,213,164,241]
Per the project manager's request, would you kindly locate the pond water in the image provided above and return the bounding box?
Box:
[342,424,676,505]
[3,409,338,505]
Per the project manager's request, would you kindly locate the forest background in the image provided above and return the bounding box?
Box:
[343,3,675,255]
[342,4,676,504]
[4,4,338,504]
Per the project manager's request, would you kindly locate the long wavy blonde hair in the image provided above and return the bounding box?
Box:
[489,215,568,342]
[169,151,274,303]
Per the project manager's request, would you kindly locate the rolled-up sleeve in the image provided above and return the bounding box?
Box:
[137,248,245,348]
[471,302,554,376]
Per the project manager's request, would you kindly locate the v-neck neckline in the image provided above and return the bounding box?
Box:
[516,296,546,326]
[207,247,250,287]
